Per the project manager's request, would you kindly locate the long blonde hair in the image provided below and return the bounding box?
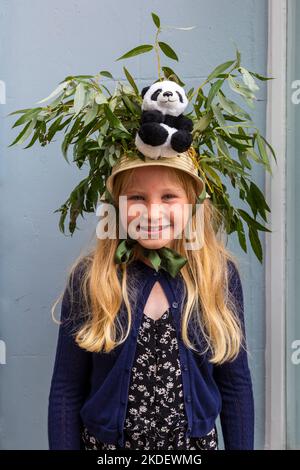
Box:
[52,166,244,365]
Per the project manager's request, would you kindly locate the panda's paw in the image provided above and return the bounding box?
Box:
[141,110,164,124]
[170,130,193,153]
[138,123,169,146]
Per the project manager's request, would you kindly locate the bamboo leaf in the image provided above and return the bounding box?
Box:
[158,42,178,61]
[37,81,69,104]
[8,120,33,147]
[218,91,252,121]
[151,12,160,28]
[104,104,131,135]
[237,218,247,252]
[256,133,272,174]
[211,103,231,137]
[192,111,212,133]
[116,44,153,61]
[207,60,235,81]
[249,226,263,263]
[228,75,255,100]
[239,67,260,92]
[73,83,86,115]
[99,70,114,79]
[237,209,271,232]
[161,67,185,86]
[12,108,42,128]
[206,79,224,109]
[95,91,108,105]
[123,67,139,96]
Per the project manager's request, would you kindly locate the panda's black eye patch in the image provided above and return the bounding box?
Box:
[151,89,162,101]
[176,91,183,103]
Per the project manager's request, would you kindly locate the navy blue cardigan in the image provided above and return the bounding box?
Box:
[48,258,254,450]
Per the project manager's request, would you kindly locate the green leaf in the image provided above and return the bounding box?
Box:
[259,134,277,164]
[151,12,160,28]
[7,108,33,117]
[235,47,241,68]
[12,108,42,128]
[238,67,259,92]
[236,218,247,252]
[192,111,212,133]
[206,79,224,109]
[248,70,274,81]
[104,104,131,135]
[256,133,272,174]
[216,135,231,159]
[94,91,108,105]
[116,44,153,61]
[246,147,261,163]
[84,102,99,125]
[196,185,207,203]
[211,103,231,137]
[8,120,34,147]
[228,75,255,100]
[122,95,140,116]
[158,42,178,61]
[218,91,252,121]
[47,115,64,142]
[123,67,139,96]
[161,67,185,86]
[238,150,252,170]
[99,70,114,79]
[207,60,235,81]
[237,209,271,232]
[23,128,40,149]
[18,119,37,146]
[37,81,69,104]
[73,83,87,115]
[249,226,263,263]
[201,162,223,188]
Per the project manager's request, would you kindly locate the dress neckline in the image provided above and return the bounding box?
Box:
[142,308,170,323]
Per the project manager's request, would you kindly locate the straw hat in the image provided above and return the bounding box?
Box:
[100,148,206,202]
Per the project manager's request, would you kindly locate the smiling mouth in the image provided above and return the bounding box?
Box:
[138,224,172,233]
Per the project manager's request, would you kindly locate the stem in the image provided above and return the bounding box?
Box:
[154,28,163,80]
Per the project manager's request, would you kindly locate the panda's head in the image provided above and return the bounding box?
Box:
[141,80,188,117]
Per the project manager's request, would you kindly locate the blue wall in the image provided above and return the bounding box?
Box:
[0,0,268,449]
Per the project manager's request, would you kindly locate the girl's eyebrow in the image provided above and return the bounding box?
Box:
[126,187,182,194]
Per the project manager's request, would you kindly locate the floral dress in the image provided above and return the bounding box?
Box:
[81,308,218,450]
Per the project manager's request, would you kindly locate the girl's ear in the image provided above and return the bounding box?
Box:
[141,86,150,99]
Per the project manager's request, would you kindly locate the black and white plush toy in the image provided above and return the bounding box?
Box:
[135,80,193,159]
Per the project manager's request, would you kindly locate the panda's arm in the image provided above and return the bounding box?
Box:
[173,115,193,132]
[141,110,164,124]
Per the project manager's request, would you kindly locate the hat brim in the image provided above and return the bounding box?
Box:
[100,152,205,201]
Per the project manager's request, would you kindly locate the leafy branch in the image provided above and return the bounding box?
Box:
[7,11,276,263]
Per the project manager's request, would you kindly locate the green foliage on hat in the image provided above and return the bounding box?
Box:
[7,11,275,262]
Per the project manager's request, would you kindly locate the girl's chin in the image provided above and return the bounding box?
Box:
[138,239,173,250]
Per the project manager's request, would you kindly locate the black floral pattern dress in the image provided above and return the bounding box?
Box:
[81,308,218,450]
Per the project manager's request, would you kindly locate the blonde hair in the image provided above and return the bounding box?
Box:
[51,165,245,365]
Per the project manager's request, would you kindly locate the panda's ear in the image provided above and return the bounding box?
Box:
[141,86,150,99]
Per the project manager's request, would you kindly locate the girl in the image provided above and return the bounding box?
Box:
[48,151,254,450]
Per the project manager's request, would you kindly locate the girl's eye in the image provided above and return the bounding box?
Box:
[128,195,144,200]
[128,194,177,200]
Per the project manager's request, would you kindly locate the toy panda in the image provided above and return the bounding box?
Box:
[135,80,193,159]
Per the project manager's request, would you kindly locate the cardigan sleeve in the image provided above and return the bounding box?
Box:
[212,260,255,450]
[48,260,92,450]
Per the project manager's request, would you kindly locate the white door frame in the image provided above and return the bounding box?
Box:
[265,0,287,450]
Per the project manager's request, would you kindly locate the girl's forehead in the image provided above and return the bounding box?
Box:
[128,166,181,187]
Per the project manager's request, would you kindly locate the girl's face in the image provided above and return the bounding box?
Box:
[120,166,190,251]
